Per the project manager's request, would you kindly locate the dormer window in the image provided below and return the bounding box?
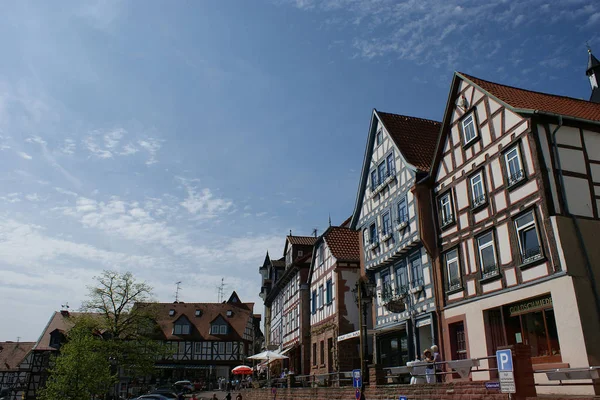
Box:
[195,309,202,317]
[169,309,175,316]
[226,310,233,317]
[211,325,219,335]
[173,323,190,335]
[210,322,229,335]
[220,325,227,335]
[462,113,478,145]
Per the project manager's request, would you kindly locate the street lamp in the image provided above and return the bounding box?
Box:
[352,277,376,393]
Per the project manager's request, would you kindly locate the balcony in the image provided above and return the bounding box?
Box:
[367,237,380,251]
[507,169,525,187]
[395,216,408,231]
[440,214,455,228]
[370,169,397,197]
[380,283,408,313]
[522,246,542,264]
[471,194,487,210]
[380,228,393,242]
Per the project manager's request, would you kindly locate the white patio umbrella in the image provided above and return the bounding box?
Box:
[247,350,289,382]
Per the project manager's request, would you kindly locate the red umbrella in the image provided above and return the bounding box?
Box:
[232,365,253,375]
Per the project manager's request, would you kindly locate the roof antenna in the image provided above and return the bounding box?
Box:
[175,281,182,303]
[312,228,318,237]
[289,229,292,236]
[328,213,332,227]
[61,302,70,311]
[587,41,592,53]
[216,278,226,303]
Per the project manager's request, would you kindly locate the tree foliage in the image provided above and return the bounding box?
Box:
[39,319,116,400]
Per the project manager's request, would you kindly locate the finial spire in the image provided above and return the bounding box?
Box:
[328,213,332,227]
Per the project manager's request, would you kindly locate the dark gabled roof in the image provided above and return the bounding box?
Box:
[286,235,318,246]
[458,72,600,122]
[588,50,600,73]
[34,311,102,350]
[324,227,360,262]
[271,258,285,268]
[145,296,255,342]
[0,341,35,371]
[376,110,442,171]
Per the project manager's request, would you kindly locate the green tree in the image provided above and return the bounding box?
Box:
[39,320,116,400]
[81,270,167,377]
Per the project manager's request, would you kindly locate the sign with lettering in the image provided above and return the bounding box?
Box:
[496,349,516,394]
[508,296,552,316]
[337,330,361,342]
[485,381,500,390]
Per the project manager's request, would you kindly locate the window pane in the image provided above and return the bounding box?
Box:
[521,227,541,259]
[521,311,547,357]
[395,263,408,292]
[383,212,391,234]
[378,162,387,182]
[516,212,534,228]
[370,224,377,243]
[411,255,423,285]
[446,249,460,289]
[397,199,407,222]
[544,309,561,356]
[371,171,377,188]
[387,153,395,174]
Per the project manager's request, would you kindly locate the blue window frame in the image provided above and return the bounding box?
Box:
[311,290,317,314]
[397,198,408,223]
[410,253,424,287]
[386,152,395,175]
[382,211,391,235]
[394,261,409,294]
[380,271,392,301]
[325,279,332,304]
[369,223,377,244]
[378,162,387,185]
[371,170,378,189]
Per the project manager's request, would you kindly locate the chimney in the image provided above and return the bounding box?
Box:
[60,310,70,317]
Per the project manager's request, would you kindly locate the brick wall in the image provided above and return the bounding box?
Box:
[236,384,600,400]
[238,382,512,400]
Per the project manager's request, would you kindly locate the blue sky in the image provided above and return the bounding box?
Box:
[0,0,597,341]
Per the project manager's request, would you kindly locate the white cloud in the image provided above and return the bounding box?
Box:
[55,187,79,197]
[138,138,162,165]
[17,151,32,160]
[178,177,233,218]
[25,193,41,202]
[61,139,76,155]
[0,193,21,203]
[83,129,161,165]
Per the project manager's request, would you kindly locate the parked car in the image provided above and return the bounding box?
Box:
[173,380,194,393]
[149,389,178,398]
[134,395,171,400]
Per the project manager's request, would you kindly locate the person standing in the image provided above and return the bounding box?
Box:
[431,345,443,383]
[423,349,435,384]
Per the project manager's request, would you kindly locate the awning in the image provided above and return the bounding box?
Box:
[280,345,295,356]
[337,330,376,342]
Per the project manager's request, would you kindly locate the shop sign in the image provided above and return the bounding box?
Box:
[508,296,552,316]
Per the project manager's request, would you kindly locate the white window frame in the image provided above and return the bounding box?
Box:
[505,145,525,186]
[169,309,175,316]
[446,249,461,291]
[439,192,454,226]
[211,325,219,335]
[219,325,227,335]
[477,231,498,279]
[318,285,324,309]
[462,113,478,144]
[515,211,543,263]
[195,309,201,317]
[470,171,486,207]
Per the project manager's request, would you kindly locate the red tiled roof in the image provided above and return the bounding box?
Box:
[376,111,442,171]
[35,311,100,350]
[324,227,360,262]
[0,341,35,371]
[147,299,254,342]
[459,72,600,122]
[286,235,318,246]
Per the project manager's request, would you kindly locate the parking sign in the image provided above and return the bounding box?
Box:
[352,369,362,388]
[496,349,516,393]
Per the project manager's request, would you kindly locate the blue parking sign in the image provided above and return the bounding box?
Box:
[496,349,513,372]
[352,369,362,388]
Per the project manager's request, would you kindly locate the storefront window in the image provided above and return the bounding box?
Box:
[378,330,409,367]
[503,295,560,363]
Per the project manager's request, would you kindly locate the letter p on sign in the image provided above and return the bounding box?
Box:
[496,349,513,372]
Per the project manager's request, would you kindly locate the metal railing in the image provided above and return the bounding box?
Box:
[293,371,354,388]
[508,169,524,186]
[534,366,600,387]
[383,355,498,384]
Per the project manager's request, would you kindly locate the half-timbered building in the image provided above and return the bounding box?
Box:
[0,341,35,400]
[350,110,441,369]
[262,235,316,375]
[430,65,600,395]
[308,225,361,374]
[151,291,258,383]
[259,252,285,349]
